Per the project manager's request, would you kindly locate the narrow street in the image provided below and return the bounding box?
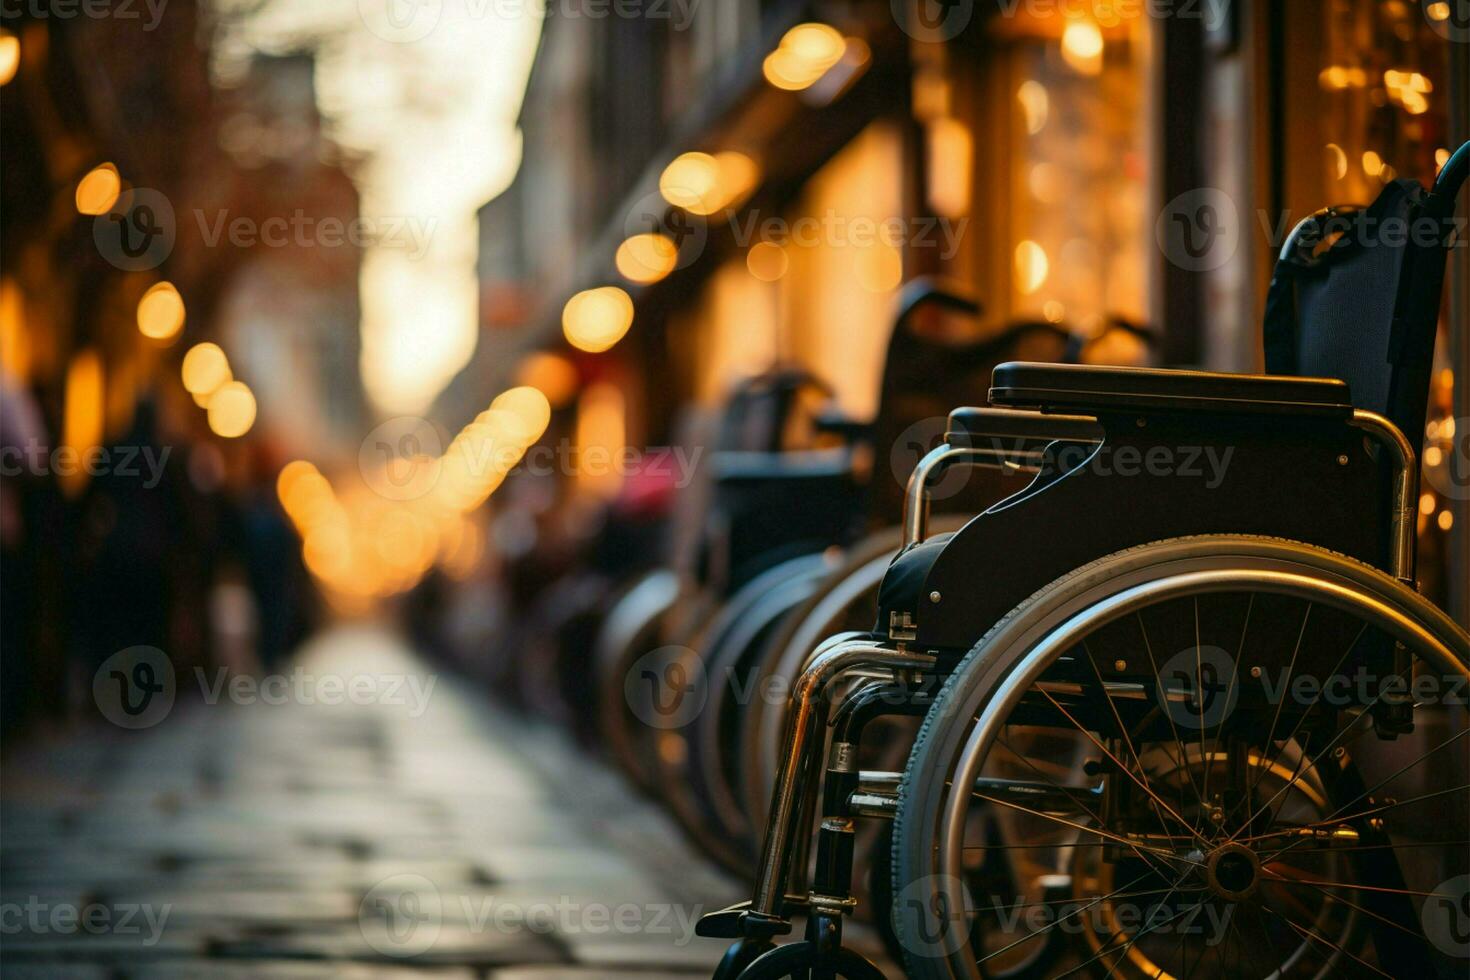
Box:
[1,626,741,978]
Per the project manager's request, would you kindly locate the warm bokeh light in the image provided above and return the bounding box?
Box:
[658,151,759,216]
[925,117,972,218]
[763,23,846,92]
[75,163,121,216]
[490,386,552,444]
[213,3,546,417]
[0,31,18,87]
[615,232,679,284]
[1017,81,1048,135]
[746,242,789,282]
[515,352,578,408]
[854,244,902,293]
[181,342,232,396]
[1061,20,1104,75]
[0,278,28,383]
[136,282,186,341]
[61,349,104,497]
[1014,240,1050,294]
[659,152,719,210]
[207,380,257,438]
[562,286,634,353]
[575,382,626,499]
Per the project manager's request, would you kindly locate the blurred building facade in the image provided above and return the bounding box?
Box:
[466,0,1469,615]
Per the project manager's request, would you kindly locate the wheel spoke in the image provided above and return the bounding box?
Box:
[1257,900,1394,978]
[1136,612,1206,819]
[1035,686,1211,848]
[1082,639,1177,845]
[1244,601,1314,804]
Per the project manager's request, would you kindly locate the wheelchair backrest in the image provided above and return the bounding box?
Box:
[1264,142,1467,443]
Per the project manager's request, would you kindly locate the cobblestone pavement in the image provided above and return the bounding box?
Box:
[1,625,744,978]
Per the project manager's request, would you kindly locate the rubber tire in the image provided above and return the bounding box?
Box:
[890,534,1470,980]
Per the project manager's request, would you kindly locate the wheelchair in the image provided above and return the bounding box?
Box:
[699,143,1470,979]
[602,288,1150,874]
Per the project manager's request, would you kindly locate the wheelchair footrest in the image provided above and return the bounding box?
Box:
[695,902,794,940]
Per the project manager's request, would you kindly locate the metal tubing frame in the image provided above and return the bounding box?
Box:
[1347,408,1418,585]
[751,639,936,917]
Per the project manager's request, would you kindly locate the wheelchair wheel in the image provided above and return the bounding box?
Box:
[892,535,1470,980]
[655,553,835,872]
[741,519,969,823]
[593,569,679,790]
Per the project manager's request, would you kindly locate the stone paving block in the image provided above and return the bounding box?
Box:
[490,970,711,980]
[210,921,565,967]
[1,626,742,977]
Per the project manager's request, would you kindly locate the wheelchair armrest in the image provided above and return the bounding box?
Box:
[988,362,1354,419]
[945,407,1102,449]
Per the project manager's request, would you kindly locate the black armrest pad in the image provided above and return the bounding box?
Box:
[945,407,1102,448]
[989,362,1353,418]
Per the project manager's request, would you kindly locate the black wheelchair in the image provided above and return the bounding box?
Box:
[700,143,1470,979]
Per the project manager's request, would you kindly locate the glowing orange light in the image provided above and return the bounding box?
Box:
[61,349,104,497]
[137,282,185,341]
[1061,20,1104,76]
[763,23,846,92]
[562,286,634,353]
[515,352,578,408]
[616,233,679,284]
[746,242,789,282]
[75,163,121,216]
[207,380,256,438]
[181,342,231,396]
[1014,241,1049,294]
[490,386,552,445]
[0,31,18,87]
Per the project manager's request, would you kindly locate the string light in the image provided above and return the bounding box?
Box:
[137,282,186,341]
[75,164,121,216]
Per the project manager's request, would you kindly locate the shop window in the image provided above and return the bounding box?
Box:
[1281,0,1457,602]
[937,11,1155,346]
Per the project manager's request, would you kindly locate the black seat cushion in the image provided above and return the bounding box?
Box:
[989,362,1354,418]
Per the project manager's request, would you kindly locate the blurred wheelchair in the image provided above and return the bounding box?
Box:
[699,144,1470,979]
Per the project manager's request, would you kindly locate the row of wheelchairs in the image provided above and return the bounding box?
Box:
[483,145,1470,978]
